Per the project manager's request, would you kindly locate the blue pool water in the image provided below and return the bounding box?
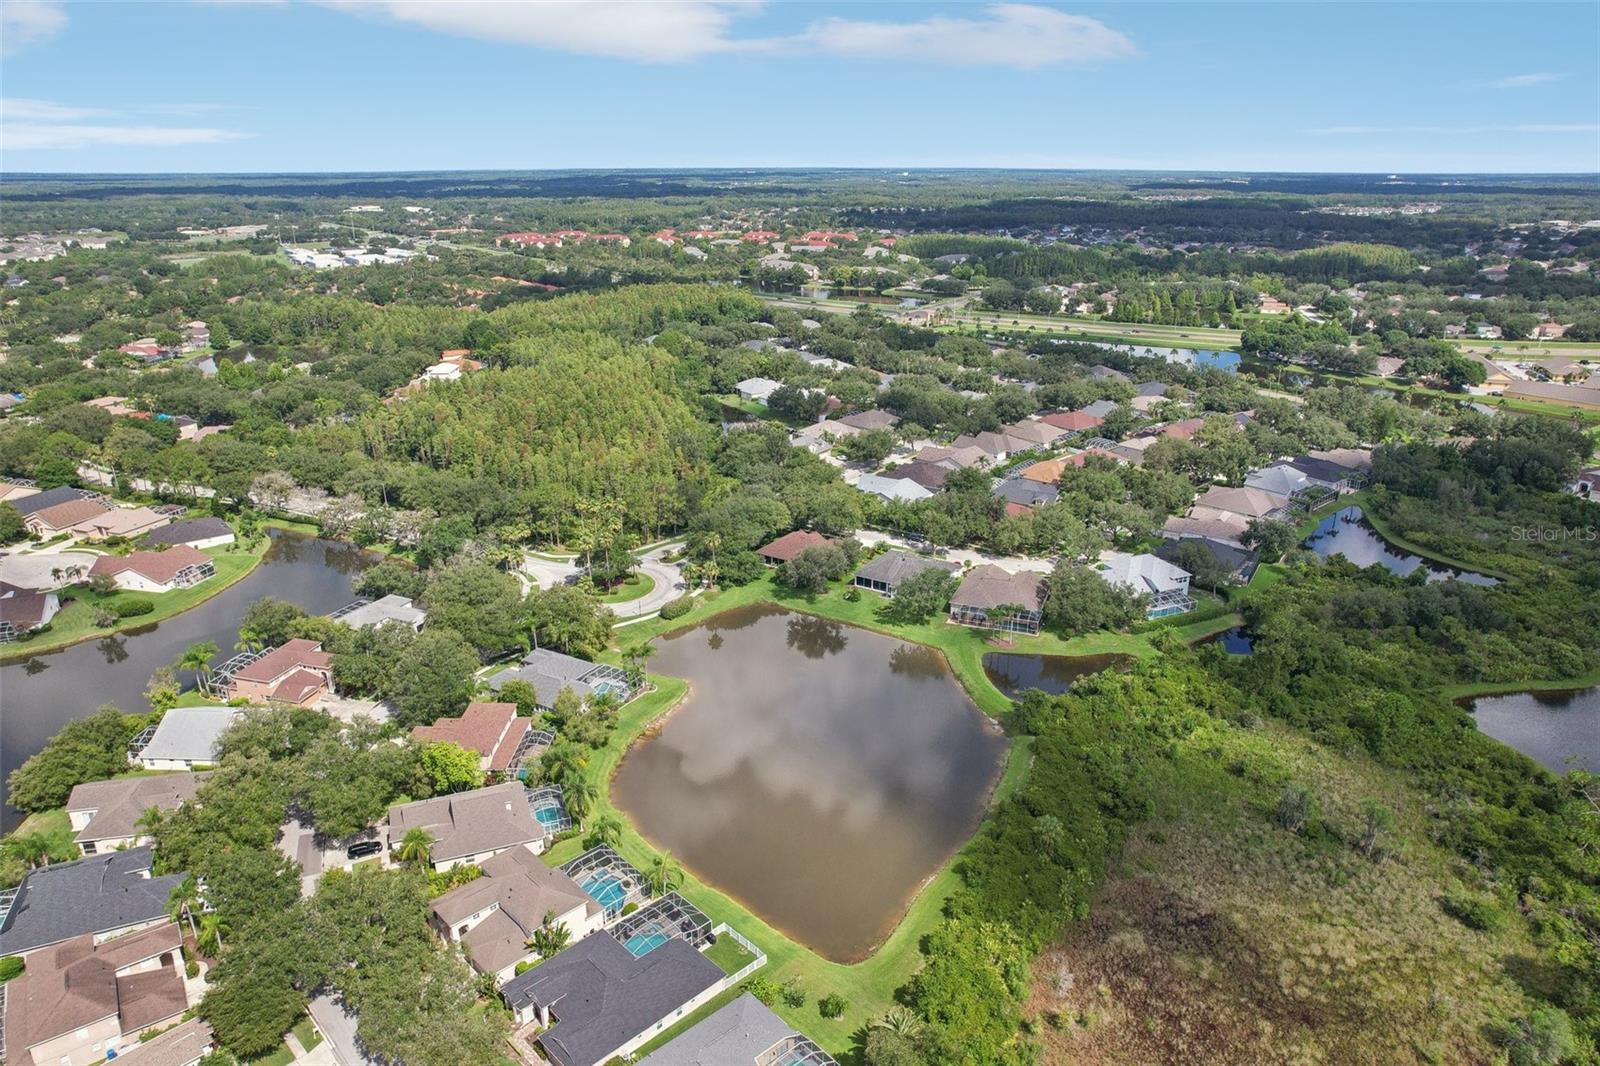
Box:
[582,873,626,911]
[534,804,564,828]
[623,931,668,957]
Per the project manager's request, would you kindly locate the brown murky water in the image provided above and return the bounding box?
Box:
[612,604,1008,962]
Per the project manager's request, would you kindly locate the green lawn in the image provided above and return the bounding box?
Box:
[11,808,79,861]
[705,934,758,976]
[290,1016,323,1051]
[245,1042,295,1066]
[0,537,269,662]
[597,572,655,605]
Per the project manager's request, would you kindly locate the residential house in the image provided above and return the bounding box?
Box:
[1503,380,1600,411]
[1039,410,1103,434]
[949,564,1045,634]
[501,933,726,1066]
[0,847,186,958]
[1160,512,1252,548]
[487,648,632,710]
[0,480,40,506]
[1096,552,1195,618]
[328,594,426,631]
[135,706,241,770]
[836,409,900,432]
[88,546,215,593]
[1156,537,1259,585]
[411,702,532,777]
[1157,417,1208,441]
[993,478,1060,508]
[735,378,783,404]
[1245,462,1313,499]
[21,497,111,537]
[1018,458,1069,485]
[96,1018,215,1066]
[388,782,544,871]
[6,485,98,519]
[1375,356,1406,378]
[1258,296,1290,314]
[1134,381,1168,398]
[950,430,1028,461]
[636,993,837,1066]
[66,773,204,854]
[881,460,950,492]
[221,638,333,705]
[914,444,989,469]
[1191,485,1292,522]
[1088,365,1130,382]
[0,581,60,642]
[142,516,235,550]
[1079,399,1120,419]
[856,472,932,503]
[1003,419,1067,449]
[851,551,961,597]
[67,505,170,540]
[1285,455,1365,492]
[431,847,606,985]
[1307,447,1373,473]
[0,923,190,1066]
[1466,352,1514,388]
[758,530,833,566]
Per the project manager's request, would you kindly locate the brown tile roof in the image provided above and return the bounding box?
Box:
[233,638,330,684]
[107,1018,215,1066]
[28,497,110,530]
[1039,410,1104,432]
[1019,459,1067,485]
[412,702,529,772]
[388,782,540,863]
[434,848,598,974]
[1158,417,1207,440]
[88,545,211,584]
[951,564,1044,613]
[269,668,329,704]
[758,530,832,563]
[0,583,53,629]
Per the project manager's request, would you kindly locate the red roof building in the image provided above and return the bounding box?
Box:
[742,230,780,243]
[227,638,333,705]
[412,702,531,774]
[758,530,833,565]
[1039,410,1105,432]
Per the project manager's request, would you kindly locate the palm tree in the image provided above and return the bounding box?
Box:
[585,813,623,851]
[526,910,573,958]
[168,876,202,940]
[396,827,435,866]
[563,778,598,827]
[197,912,229,956]
[702,532,721,569]
[1033,814,1065,860]
[645,851,683,897]
[875,1007,924,1038]
[177,640,219,691]
[2,833,51,870]
[628,643,656,687]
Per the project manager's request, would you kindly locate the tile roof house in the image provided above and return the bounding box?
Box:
[1285,455,1363,490]
[0,922,190,1066]
[882,460,950,491]
[636,992,837,1066]
[0,581,60,642]
[501,933,726,1066]
[67,505,170,540]
[734,378,783,404]
[1244,462,1312,498]
[1095,552,1194,618]
[950,431,1029,460]
[431,846,605,985]
[1160,512,1252,547]
[758,530,833,566]
[328,593,426,631]
[949,564,1045,634]
[1307,447,1373,472]
[412,702,531,775]
[0,847,185,958]
[224,638,332,705]
[388,782,543,871]
[1018,458,1068,485]
[856,472,932,503]
[1088,365,1130,382]
[1039,410,1104,433]
[88,546,215,593]
[851,550,961,597]
[6,485,97,518]
[136,706,241,770]
[22,497,111,536]
[66,773,205,855]
[1192,485,1291,521]
[836,409,900,432]
[1003,420,1067,448]
[1157,417,1208,441]
[142,517,235,549]
[915,444,990,470]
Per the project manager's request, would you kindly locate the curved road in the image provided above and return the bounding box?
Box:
[518,541,689,621]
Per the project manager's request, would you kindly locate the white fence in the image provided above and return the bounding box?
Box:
[708,922,766,986]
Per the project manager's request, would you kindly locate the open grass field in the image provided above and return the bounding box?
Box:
[942,310,1243,350]
[0,536,270,662]
[597,572,655,605]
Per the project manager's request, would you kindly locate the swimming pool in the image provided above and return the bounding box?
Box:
[622,930,668,957]
[581,873,627,913]
[533,803,564,828]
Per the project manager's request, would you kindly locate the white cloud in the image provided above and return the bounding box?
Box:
[1486,72,1567,89]
[312,0,759,62]
[310,1,1135,68]
[3,123,251,150]
[797,3,1137,68]
[1,0,67,56]
[0,98,249,151]
[1311,123,1599,135]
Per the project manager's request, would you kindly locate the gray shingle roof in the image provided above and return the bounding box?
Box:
[503,934,724,1066]
[993,479,1060,507]
[635,993,798,1066]
[7,485,95,518]
[0,846,185,955]
[387,782,540,864]
[142,516,233,546]
[138,707,240,765]
[852,551,960,591]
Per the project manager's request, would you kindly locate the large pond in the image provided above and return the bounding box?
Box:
[1467,687,1600,774]
[0,531,376,829]
[611,604,1008,962]
[1303,507,1498,586]
[982,652,1132,698]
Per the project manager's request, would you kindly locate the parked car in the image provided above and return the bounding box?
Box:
[346,840,382,859]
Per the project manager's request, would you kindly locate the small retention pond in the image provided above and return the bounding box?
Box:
[982,652,1133,698]
[611,604,1008,962]
[1199,627,1256,655]
[1466,687,1600,775]
[0,530,376,829]
[1303,506,1498,586]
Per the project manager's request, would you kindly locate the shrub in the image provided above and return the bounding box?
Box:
[818,992,846,1018]
[658,595,694,620]
[620,902,639,917]
[745,976,781,1005]
[185,959,200,979]
[780,976,805,1008]
[1441,890,1503,931]
[107,597,156,619]
[0,956,23,982]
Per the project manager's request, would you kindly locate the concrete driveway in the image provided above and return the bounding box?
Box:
[307,993,379,1065]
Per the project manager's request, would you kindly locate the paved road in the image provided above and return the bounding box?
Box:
[519,542,688,619]
[307,993,378,1065]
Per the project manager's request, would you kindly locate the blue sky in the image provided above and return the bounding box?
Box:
[2,1,1597,174]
